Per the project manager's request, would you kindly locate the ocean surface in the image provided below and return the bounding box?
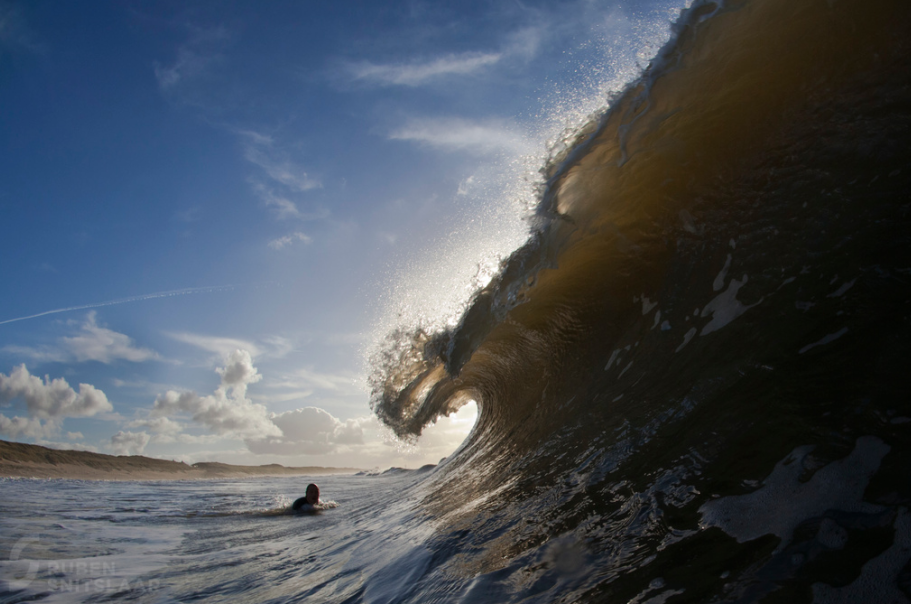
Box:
[5,0,911,601]
[0,471,441,603]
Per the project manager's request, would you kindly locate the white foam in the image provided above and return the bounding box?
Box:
[676,328,697,352]
[641,296,659,315]
[713,254,732,292]
[799,327,848,354]
[811,508,911,604]
[827,279,856,298]
[699,436,890,549]
[652,310,662,329]
[605,349,622,370]
[700,275,762,336]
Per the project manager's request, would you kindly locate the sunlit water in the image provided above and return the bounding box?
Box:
[0,472,437,603]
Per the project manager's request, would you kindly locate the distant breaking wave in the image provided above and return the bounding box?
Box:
[370,0,911,600]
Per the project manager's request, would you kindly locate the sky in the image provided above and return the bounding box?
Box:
[0,0,685,469]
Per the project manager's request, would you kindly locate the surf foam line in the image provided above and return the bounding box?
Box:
[0,284,242,326]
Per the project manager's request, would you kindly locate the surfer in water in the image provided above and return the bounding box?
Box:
[291,483,320,513]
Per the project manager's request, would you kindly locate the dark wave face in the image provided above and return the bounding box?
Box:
[371,0,911,600]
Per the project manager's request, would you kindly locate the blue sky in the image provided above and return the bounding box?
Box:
[0,0,685,468]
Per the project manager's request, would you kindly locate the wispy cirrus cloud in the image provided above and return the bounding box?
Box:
[2,312,161,364]
[348,51,502,86]
[0,3,45,55]
[236,130,325,221]
[166,332,261,359]
[389,117,533,156]
[241,134,321,193]
[346,25,543,87]
[154,25,230,102]
[165,331,295,361]
[267,367,361,395]
[268,232,312,250]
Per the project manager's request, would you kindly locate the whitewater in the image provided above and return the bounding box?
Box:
[0,472,440,603]
[4,0,911,601]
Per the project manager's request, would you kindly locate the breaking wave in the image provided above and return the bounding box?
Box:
[369,0,911,600]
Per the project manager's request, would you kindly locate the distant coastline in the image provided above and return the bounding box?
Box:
[0,439,362,481]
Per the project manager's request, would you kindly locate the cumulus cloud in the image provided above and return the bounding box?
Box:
[110,430,151,456]
[0,415,60,439]
[389,118,533,156]
[245,407,370,456]
[3,312,160,364]
[0,364,113,440]
[0,364,113,420]
[268,232,312,250]
[151,349,281,440]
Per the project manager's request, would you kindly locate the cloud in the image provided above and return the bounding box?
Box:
[242,137,321,193]
[172,207,201,223]
[165,331,295,361]
[2,312,160,364]
[166,332,262,358]
[248,181,330,222]
[389,118,533,156]
[269,367,360,394]
[0,415,60,439]
[151,349,281,440]
[245,407,370,456]
[0,4,45,55]
[0,364,113,420]
[345,25,542,88]
[61,312,160,363]
[0,364,113,440]
[154,25,229,96]
[110,430,151,456]
[127,416,184,434]
[248,181,303,219]
[268,232,312,250]
[236,130,325,222]
[348,51,502,86]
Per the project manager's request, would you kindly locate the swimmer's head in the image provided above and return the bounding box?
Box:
[306,483,320,505]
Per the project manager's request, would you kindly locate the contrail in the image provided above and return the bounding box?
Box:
[0,285,239,326]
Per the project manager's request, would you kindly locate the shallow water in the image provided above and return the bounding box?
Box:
[0,472,438,604]
[4,0,911,601]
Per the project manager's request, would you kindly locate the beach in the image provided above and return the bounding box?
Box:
[0,440,360,481]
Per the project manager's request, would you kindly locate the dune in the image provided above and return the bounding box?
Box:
[0,440,361,480]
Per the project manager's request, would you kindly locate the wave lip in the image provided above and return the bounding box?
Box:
[370,0,911,600]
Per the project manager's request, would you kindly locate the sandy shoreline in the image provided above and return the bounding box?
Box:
[0,440,361,481]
